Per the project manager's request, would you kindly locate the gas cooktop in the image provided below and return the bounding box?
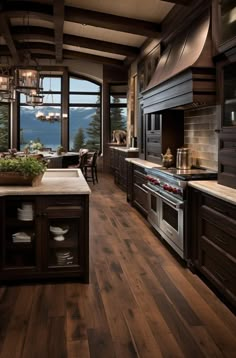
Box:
[152,167,218,181]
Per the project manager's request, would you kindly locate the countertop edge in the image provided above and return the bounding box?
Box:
[188,181,236,205]
[125,158,162,169]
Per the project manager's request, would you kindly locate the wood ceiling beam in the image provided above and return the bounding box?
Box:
[3,41,125,67]
[0,13,20,63]
[3,2,161,37]
[12,26,139,58]
[53,0,64,63]
[65,6,160,37]
[63,50,125,67]
[23,50,124,68]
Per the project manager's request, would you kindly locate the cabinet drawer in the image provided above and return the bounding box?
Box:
[133,184,148,213]
[201,194,236,221]
[201,217,236,257]
[134,170,147,186]
[43,196,83,207]
[199,237,236,306]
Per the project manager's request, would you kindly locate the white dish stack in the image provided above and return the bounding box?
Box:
[12,232,31,243]
[56,250,73,265]
[17,203,33,221]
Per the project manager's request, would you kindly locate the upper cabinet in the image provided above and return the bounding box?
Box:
[223,62,236,128]
[213,0,236,53]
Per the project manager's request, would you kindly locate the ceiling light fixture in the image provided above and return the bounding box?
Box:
[35,76,60,122]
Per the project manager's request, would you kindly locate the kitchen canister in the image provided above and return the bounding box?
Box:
[176,148,192,169]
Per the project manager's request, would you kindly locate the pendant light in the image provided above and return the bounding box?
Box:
[35,75,60,122]
[0,66,15,102]
[26,89,44,107]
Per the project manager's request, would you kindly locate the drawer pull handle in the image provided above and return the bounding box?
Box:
[215,271,227,283]
[212,206,228,215]
[215,235,227,245]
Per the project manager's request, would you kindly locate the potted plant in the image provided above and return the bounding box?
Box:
[0,151,48,186]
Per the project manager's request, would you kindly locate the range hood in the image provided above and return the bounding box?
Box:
[142,11,216,113]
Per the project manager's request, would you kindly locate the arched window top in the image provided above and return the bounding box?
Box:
[69,77,100,92]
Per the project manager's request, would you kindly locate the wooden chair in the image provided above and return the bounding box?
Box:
[68,149,88,174]
[84,151,98,184]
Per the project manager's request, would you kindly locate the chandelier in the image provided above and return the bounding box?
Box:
[15,67,41,94]
[26,89,44,107]
[35,110,61,122]
[35,76,60,122]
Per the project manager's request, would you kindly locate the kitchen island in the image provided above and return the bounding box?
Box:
[0,169,91,283]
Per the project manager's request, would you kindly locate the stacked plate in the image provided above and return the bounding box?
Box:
[17,203,33,221]
[55,250,73,265]
[12,232,31,243]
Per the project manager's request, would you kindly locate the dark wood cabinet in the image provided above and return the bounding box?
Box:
[145,110,184,165]
[0,195,89,282]
[132,165,148,217]
[212,0,236,54]
[217,58,236,189]
[110,148,139,192]
[189,188,236,309]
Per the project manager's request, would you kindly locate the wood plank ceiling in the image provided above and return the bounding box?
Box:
[0,0,192,68]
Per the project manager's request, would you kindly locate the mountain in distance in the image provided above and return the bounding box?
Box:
[20,106,97,149]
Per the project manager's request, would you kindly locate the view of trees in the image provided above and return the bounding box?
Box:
[110,97,126,133]
[73,128,85,151]
[86,106,101,151]
[0,104,9,151]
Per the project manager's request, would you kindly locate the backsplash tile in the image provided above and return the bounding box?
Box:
[184,106,218,170]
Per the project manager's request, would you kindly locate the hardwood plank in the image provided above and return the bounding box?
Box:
[48,317,67,358]
[21,285,50,358]
[0,286,34,358]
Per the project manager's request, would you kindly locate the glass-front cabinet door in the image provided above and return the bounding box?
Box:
[2,197,38,271]
[42,198,84,273]
[223,62,236,127]
[220,0,236,47]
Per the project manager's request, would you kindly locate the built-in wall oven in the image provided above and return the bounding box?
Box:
[144,167,217,259]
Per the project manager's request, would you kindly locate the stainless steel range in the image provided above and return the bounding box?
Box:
[143,167,217,259]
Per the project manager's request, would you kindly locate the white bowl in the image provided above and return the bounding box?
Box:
[50,226,69,235]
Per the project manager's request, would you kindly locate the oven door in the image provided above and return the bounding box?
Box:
[158,191,185,258]
[143,184,185,258]
[144,184,161,232]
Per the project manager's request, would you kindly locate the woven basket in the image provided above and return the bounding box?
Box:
[0,172,43,186]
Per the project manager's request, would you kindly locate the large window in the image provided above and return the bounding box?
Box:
[110,84,127,140]
[19,76,62,151]
[0,103,10,151]
[69,77,101,152]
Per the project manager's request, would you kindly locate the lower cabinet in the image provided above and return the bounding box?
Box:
[132,165,148,217]
[110,148,139,192]
[189,188,236,309]
[0,195,89,282]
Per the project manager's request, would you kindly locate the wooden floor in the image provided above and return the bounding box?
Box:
[0,173,236,358]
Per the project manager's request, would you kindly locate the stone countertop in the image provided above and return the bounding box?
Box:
[0,169,91,196]
[189,181,236,205]
[110,146,139,153]
[125,158,162,169]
